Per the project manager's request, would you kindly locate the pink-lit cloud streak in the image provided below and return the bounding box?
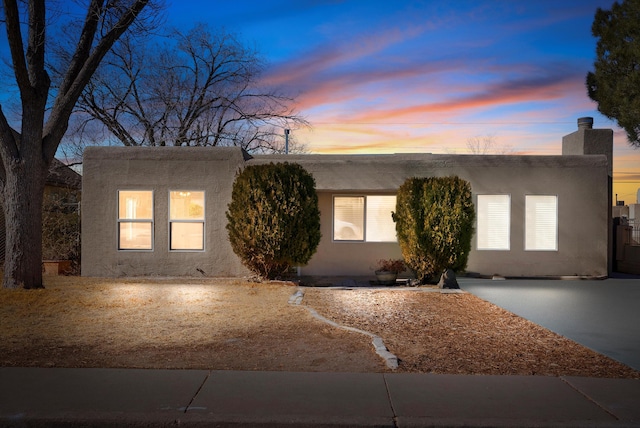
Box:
[253,4,602,153]
[170,0,639,194]
[266,42,593,154]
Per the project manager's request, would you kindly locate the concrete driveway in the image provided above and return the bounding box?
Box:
[459,276,640,371]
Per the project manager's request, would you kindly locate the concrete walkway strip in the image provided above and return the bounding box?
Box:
[2,368,640,427]
[384,373,620,427]
[562,376,640,422]
[186,370,395,427]
[289,288,399,369]
[0,367,209,425]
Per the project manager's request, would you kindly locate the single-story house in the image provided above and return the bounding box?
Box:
[81,118,613,278]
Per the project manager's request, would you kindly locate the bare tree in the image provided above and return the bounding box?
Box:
[0,0,154,289]
[72,23,308,152]
[466,135,512,155]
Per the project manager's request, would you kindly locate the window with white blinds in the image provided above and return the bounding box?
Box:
[525,195,558,251]
[366,196,397,242]
[333,195,397,242]
[477,195,510,250]
[333,196,365,241]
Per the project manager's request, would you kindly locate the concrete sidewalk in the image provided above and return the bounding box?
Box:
[1,367,639,427]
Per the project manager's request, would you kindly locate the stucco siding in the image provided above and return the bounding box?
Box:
[81,146,250,277]
[297,155,608,277]
[82,146,609,278]
[301,191,404,276]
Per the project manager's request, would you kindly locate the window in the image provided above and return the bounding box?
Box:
[525,195,557,251]
[118,190,153,250]
[333,196,364,240]
[169,191,205,250]
[477,195,510,250]
[333,195,397,242]
[366,196,397,242]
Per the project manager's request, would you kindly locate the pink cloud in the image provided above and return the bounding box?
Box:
[346,71,580,124]
[263,23,430,87]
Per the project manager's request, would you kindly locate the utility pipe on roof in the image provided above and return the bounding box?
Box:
[285,129,290,154]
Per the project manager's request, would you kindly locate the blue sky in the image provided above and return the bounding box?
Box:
[166,0,639,201]
[0,0,638,201]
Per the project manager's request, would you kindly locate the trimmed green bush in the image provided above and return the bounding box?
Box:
[393,176,475,282]
[226,162,321,279]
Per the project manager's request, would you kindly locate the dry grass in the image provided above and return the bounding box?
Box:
[303,288,640,377]
[1,276,638,378]
[0,276,384,372]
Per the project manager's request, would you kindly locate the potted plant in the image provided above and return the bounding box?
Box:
[374,259,406,285]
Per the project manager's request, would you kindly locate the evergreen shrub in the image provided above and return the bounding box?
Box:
[226,162,321,279]
[393,176,475,282]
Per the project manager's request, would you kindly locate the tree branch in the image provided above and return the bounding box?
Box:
[43,0,150,159]
[57,0,103,99]
[70,22,309,152]
[26,0,48,90]
[2,0,30,93]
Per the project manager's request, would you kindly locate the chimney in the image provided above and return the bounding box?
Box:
[562,117,614,274]
[562,117,612,177]
[577,117,594,130]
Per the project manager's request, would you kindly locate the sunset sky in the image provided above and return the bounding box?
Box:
[0,1,637,203]
[168,0,640,204]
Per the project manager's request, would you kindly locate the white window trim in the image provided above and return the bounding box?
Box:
[169,190,206,252]
[332,194,397,243]
[524,194,558,252]
[117,189,154,252]
[476,194,511,251]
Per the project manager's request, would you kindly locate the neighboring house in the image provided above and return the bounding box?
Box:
[81,118,613,278]
[0,159,82,265]
[611,203,640,274]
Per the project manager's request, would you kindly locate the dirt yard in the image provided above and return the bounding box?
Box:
[1,276,638,378]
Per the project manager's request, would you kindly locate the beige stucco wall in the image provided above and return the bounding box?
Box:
[563,126,614,274]
[296,155,609,278]
[82,146,609,278]
[301,191,405,277]
[81,146,250,277]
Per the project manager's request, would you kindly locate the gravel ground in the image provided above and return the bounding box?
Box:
[1,276,638,378]
[301,287,640,377]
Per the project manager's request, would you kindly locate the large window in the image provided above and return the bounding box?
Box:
[525,195,558,251]
[333,196,364,240]
[333,195,397,242]
[365,196,397,242]
[477,195,510,250]
[118,190,153,250]
[169,191,205,251]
